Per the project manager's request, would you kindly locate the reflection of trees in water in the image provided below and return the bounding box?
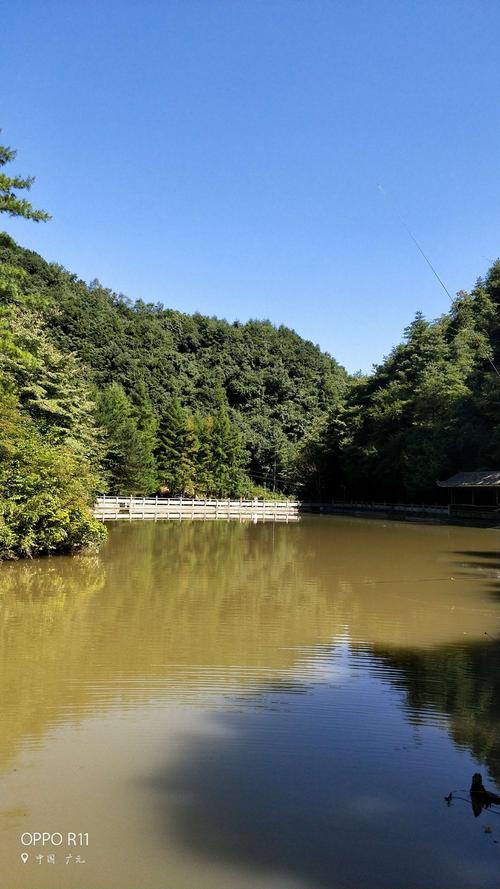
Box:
[148,635,500,889]
[364,548,500,789]
[2,525,500,888]
[0,522,330,770]
[2,522,500,798]
[0,551,105,600]
[142,539,500,889]
[367,639,500,788]
[0,553,107,769]
[366,550,500,786]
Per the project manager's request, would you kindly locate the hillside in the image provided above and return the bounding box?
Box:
[0,234,346,488]
[297,260,500,502]
[0,232,346,556]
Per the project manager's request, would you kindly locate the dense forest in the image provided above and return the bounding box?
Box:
[0,139,346,557]
[298,266,500,502]
[2,136,500,558]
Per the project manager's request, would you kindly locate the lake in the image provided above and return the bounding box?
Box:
[1,516,500,889]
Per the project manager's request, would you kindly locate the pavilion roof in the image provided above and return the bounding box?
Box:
[437,470,500,488]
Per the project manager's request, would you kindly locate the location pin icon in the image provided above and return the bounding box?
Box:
[21,853,29,864]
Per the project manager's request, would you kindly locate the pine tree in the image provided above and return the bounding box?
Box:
[129,378,158,455]
[0,138,50,221]
[97,383,156,495]
[210,393,246,497]
[155,397,187,494]
[194,413,215,496]
[178,414,199,496]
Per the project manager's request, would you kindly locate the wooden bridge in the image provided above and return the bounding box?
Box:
[94,496,300,523]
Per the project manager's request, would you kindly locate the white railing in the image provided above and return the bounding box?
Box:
[94,496,300,522]
[94,496,454,523]
[300,501,448,515]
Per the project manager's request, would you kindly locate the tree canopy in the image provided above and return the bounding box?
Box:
[0,232,346,503]
[297,267,500,502]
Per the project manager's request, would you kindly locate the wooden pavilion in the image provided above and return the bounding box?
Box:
[437,470,500,517]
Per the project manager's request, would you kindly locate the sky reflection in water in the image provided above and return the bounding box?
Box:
[0,517,499,889]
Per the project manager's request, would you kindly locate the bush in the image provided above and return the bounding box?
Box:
[0,392,106,559]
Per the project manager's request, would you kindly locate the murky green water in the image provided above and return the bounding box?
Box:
[1,516,500,889]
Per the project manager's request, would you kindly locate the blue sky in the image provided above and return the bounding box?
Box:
[2,0,500,372]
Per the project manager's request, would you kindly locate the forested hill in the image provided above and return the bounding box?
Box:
[4,134,500,563]
[0,232,346,499]
[4,220,500,561]
[297,259,500,503]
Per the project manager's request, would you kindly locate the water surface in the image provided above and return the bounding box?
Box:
[1,517,500,888]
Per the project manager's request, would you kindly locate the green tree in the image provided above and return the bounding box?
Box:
[194,413,215,496]
[155,397,188,494]
[0,391,104,558]
[129,377,158,455]
[210,394,247,497]
[0,235,348,496]
[295,410,347,500]
[179,414,200,496]
[0,141,108,558]
[298,273,500,504]
[155,399,201,495]
[0,138,50,221]
[0,264,102,466]
[97,383,156,495]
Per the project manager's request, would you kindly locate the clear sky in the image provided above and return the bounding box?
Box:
[2,0,500,372]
